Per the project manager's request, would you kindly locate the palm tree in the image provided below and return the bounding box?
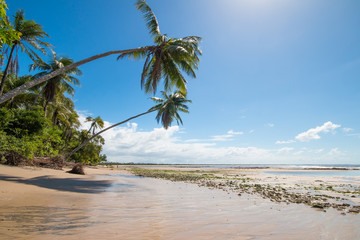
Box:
[0,73,37,109]
[118,0,201,94]
[0,0,201,104]
[60,110,81,148]
[65,91,191,160]
[30,53,81,115]
[0,10,50,96]
[47,94,78,127]
[150,91,190,129]
[85,116,104,135]
[0,1,21,58]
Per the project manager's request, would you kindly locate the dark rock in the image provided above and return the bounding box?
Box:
[312,202,330,209]
[67,163,85,175]
[348,208,360,214]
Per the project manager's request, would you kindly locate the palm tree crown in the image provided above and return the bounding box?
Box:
[30,53,81,113]
[10,9,50,72]
[118,0,202,95]
[86,116,105,135]
[150,91,191,129]
[0,9,50,95]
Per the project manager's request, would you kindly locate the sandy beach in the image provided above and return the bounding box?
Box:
[0,164,359,240]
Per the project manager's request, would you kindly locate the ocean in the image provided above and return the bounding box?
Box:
[130,164,360,177]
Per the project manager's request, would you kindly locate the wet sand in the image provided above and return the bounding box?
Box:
[0,165,359,239]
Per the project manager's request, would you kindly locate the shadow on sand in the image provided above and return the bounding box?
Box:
[0,174,132,194]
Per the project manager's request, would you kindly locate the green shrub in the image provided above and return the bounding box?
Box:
[0,107,106,165]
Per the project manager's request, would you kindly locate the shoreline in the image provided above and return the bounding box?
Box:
[128,165,360,214]
[1,164,359,239]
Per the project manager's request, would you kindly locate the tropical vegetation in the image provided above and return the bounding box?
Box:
[0,0,200,167]
[0,0,21,57]
[66,91,191,160]
[0,0,201,104]
[0,9,51,96]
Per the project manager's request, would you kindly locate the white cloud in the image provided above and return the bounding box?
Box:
[277,147,294,153]
[347,133,360,137]
[76,113,350,164]
[210,134,234,142]
[314,149,324,153]
[293,151,304,155]
[184,130,243,143]
[275,140,295,144]
[227,130,244,135]
[295,121,341,142]
[77,113,283,163]
[184,139,206,143]
[343,127,353,132]
[266,123,275,128]
[209,130,244,142]
[328,148,341,156]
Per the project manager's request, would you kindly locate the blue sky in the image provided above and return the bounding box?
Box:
[7,0,360,164]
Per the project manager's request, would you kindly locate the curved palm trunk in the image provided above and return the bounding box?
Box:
[0,43,17,96]
[87,123,95,135]
[0,46,154,104]
[65,109,156,161]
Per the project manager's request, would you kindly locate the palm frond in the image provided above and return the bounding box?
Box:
[177,60,197,78]
[135,0,161,39]
[141,52,153,88]
[148,91,191,129]
[151,50,162,92]
[161,53,187,93]
[117,48,150,60]
[149,96,164,103]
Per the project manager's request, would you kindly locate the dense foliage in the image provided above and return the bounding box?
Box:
[0,2,106,166]
[0,104,106,164]
[0,0,199,167]
[0,0,20,54]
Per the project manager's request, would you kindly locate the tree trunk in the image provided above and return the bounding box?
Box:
[0,46,154,104]
[0,43,17,96]
[87,123,94,135]
[52,109,59,126]
[65,109,156,161]
[32,88,43,106]
[43,100,49,116]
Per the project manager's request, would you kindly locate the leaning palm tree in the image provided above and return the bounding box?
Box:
[85,116,105,135]
[0,9,50,96]
[65,91,191,160]
[30,53,81,115]
[118,0,202,94]
[0,0,201,104]
[0,73,38,109]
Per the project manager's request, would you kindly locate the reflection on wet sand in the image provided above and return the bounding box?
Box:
[0,167,359,240]
[0,206,94,237]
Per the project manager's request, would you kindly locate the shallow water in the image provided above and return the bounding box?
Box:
[264,170,360,177]
[1,173,360,240]
[136,164,360,170]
